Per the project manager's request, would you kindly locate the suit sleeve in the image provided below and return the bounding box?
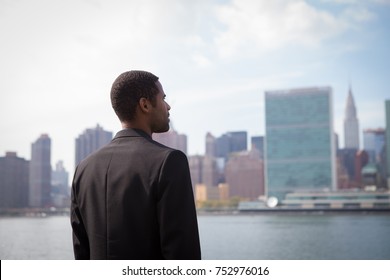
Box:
[70,168,90,260]
[157,150,201,260]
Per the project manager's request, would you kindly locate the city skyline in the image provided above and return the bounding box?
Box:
[1,95,385,184]
[1,0,389,174]
[0,97,388,207]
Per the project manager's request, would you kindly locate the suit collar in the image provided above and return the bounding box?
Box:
[113,128,152,140]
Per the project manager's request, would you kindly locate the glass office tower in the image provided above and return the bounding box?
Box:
[29,134,52,207]
[265,87,336,201]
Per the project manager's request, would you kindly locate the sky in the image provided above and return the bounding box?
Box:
[1,0,389,176]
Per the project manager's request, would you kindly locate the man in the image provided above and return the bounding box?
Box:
[71,70,201,259]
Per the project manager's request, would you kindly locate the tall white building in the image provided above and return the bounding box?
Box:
[344,86,360,149]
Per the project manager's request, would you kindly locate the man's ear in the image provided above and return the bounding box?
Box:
[139,97,151,113]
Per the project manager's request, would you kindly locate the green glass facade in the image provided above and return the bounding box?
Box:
[265,87,336,201]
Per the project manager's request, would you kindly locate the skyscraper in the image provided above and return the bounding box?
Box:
[344,86,360,149]
[215,131,248,159]
[51,161,70,207]
[75,124,113,166]
[251,136,264,159]
[205,132,216,157]
[188,155,222,196]
[363,128,385,164]
[385,100,390,184]
[29,134,52,207]
[202,156,220,188]
[337,148,359,188]
[225,149,264,200]
[229,131,247,152]
[0,152,29,208]
[363,128,386,189]
[265,87,336,201]
[215,133,230,158]
[52,161,69,189]
[188,155,203,191]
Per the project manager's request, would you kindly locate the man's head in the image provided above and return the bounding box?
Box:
[111,70,171,134]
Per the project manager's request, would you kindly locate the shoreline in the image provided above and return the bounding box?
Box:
[1,207,390,218]
[197,207,390,215]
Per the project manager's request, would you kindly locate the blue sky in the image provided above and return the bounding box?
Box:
[0,0,389,174]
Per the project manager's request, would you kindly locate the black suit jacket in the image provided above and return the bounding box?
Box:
[71,128,201,259]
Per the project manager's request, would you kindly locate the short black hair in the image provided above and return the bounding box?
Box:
[110,70,159,122]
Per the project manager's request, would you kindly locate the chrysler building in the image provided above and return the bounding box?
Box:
[344,86,360,149]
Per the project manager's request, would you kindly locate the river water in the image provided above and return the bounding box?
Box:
[1,213,389,260]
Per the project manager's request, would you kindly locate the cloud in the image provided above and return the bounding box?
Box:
[373,0,390,4]
[321,0,359,3]
[191,53,212,68]
[323,0,390,4]
[213,0,354,58]
[343,6,376,22]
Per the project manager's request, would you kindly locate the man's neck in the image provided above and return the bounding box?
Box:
[121,122,152,137]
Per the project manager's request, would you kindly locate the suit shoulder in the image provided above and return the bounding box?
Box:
[75,143,113,171]
[161,149,189,169]
[146,137,183,155]
[165,149,187,159]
